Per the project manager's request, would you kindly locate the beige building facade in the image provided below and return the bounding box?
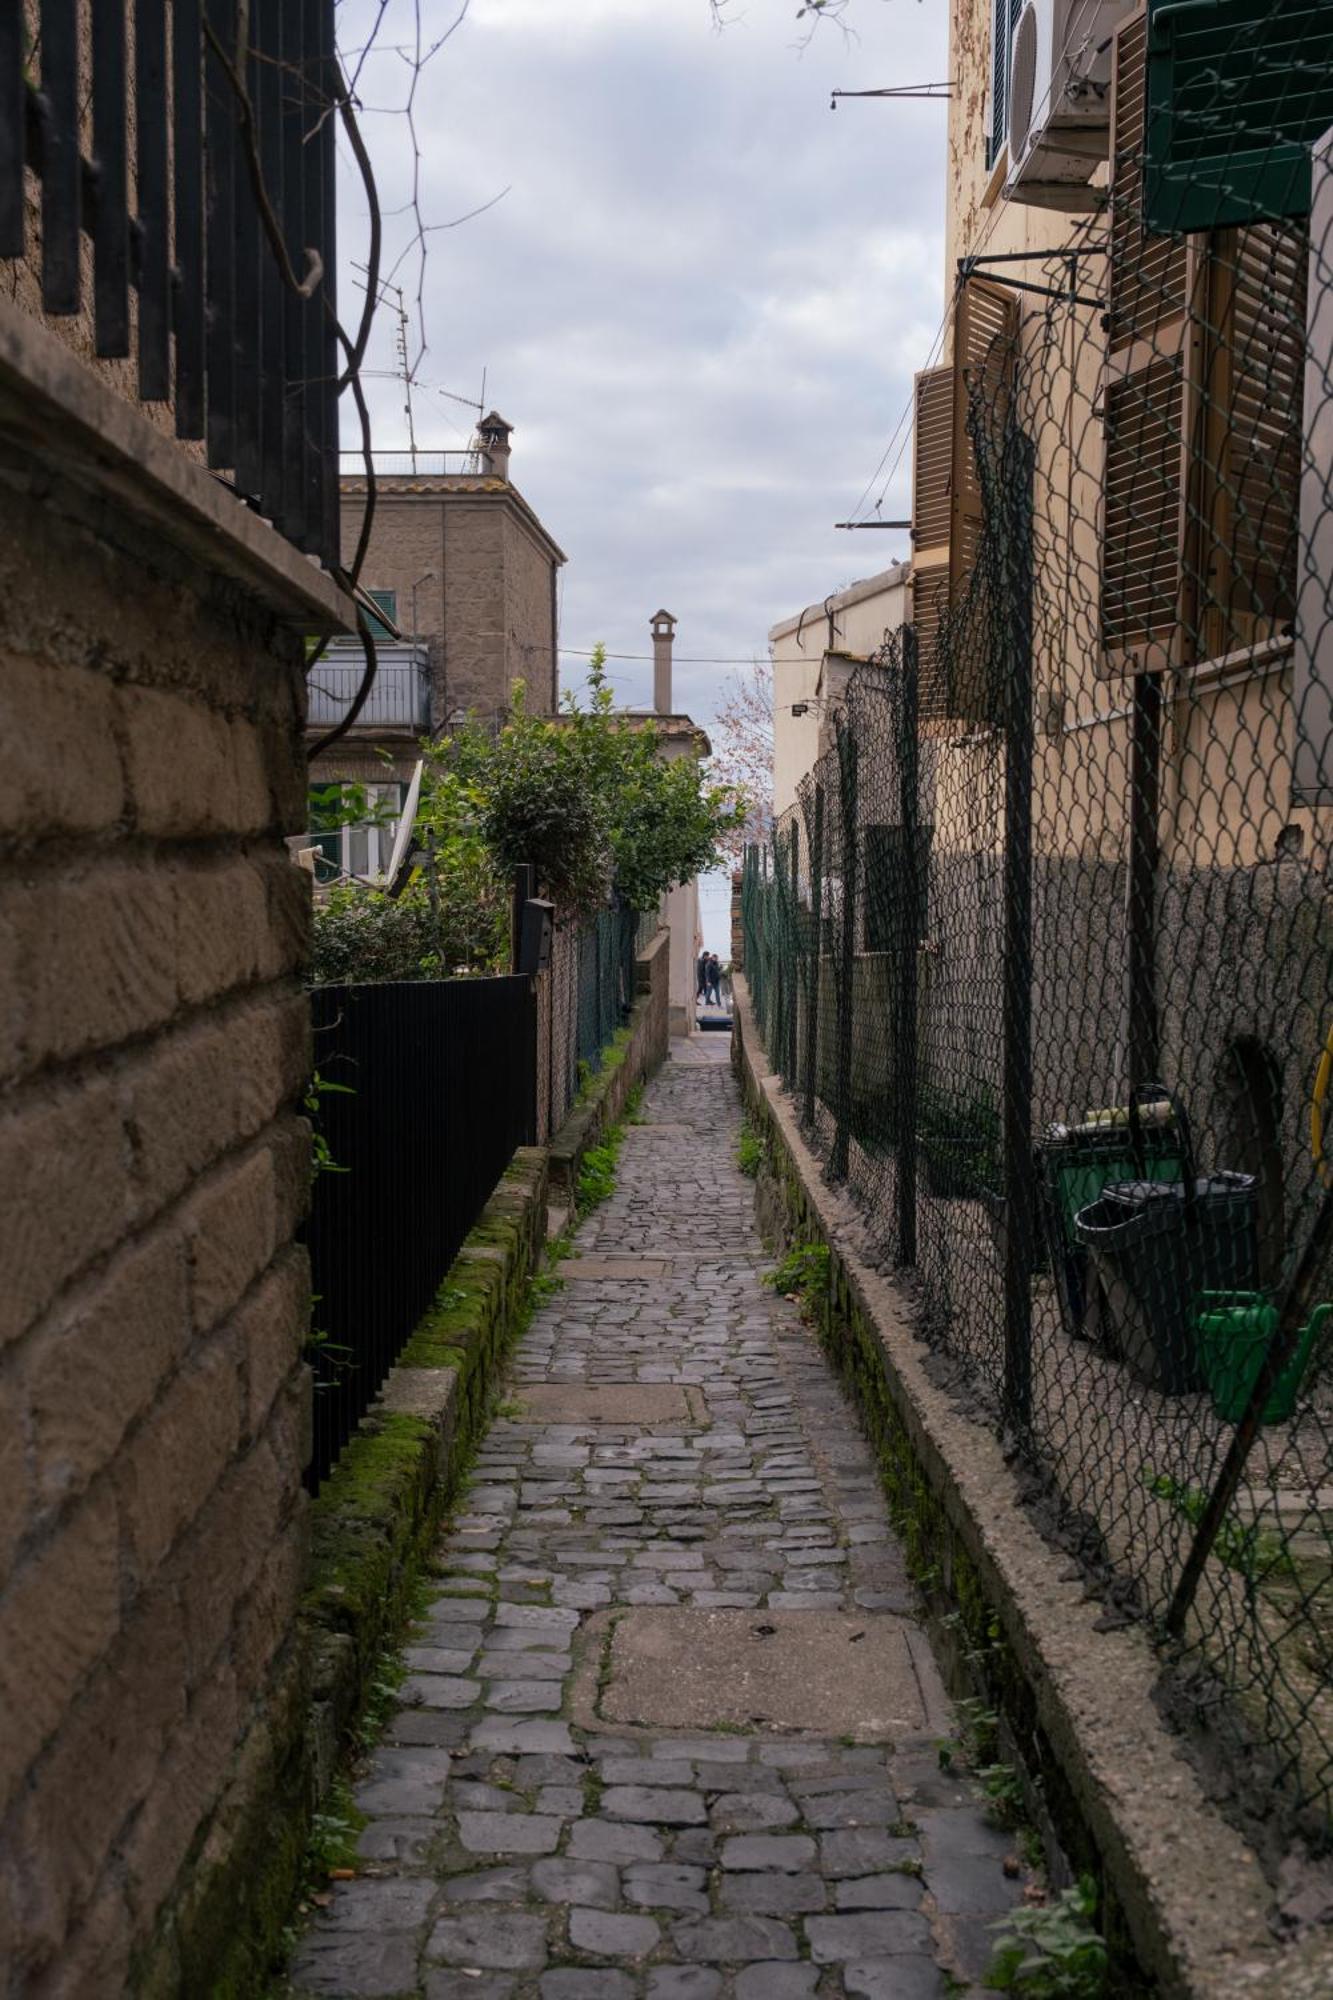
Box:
[769,564,910,818]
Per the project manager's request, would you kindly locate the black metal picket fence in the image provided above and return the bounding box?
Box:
[6,1,341,567]
[305,976,536,1490]
[743,15,1333,1846]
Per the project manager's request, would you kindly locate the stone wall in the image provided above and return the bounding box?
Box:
[0,316,347,1991]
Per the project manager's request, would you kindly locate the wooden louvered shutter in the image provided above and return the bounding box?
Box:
[911,365,953,721]
[949,275,1020,718]
[1194,221,1307,659]
[1101,9,1197,673]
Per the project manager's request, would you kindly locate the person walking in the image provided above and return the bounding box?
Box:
[697,948,710,1004]
[706,953,722,1007]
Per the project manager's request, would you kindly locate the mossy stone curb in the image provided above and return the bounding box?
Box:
[729,979,1331,2000]
[303,1147,548,1762]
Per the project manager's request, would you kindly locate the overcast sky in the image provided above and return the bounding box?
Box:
[340,0,947,722]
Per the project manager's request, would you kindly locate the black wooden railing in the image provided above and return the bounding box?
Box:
[2,2,339,568]
[306,977,538,1490]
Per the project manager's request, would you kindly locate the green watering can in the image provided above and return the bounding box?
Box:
[1194,1292,1331,1425]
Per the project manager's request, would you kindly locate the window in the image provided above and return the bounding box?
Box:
[365,589,398,641]
[1100,11,1306,673]
[987,0,1026,169]
[307,782,407,884]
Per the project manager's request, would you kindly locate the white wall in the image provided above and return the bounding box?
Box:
[664,877,702,1035]
[769,564,910,818]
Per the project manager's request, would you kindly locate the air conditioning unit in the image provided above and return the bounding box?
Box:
[1005,0,1122,205]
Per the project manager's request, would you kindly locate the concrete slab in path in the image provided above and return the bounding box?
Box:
[596,1608,951,1740]
[515,1383,705,1425]
[562,1255,671,1280]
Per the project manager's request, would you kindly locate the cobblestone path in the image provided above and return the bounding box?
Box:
[290,1043,1022,2000]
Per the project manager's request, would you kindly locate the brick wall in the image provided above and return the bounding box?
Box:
[441,499,510,723]
[503,510,559,711]
[335,483,561,743]
[0,458,314,1990]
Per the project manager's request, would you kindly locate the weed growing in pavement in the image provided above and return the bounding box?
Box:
[737,1124,764,1177]
[1143,1469,1292,1581]
[986,1876,1107,1998]
[576,1141,618,1211]
[766,1241,830,1305]
[978,1761,1026,1828]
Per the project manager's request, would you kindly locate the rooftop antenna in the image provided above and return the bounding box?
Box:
[387,284,420,473]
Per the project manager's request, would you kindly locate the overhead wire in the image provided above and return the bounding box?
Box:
[843,0,1114,526]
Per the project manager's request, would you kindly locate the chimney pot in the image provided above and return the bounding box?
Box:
[651,609,677,715]
[477,410,513,480]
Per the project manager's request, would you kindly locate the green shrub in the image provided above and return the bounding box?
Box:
[767,1242,830,1301]
[987,1877,1107,1998]
[737,1127,764,1178]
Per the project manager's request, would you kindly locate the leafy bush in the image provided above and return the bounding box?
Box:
[986,1877,1107,1999]
[767,1242,830,1301]
[464,652,746,918]
[737,1127,764,1178]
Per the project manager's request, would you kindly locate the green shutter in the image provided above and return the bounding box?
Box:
[1145,0,1333,232]
[365,588,398,641]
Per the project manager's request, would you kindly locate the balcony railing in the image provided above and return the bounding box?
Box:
[339,449,487,478]
[307,647,430,732]
[2,2,340,569]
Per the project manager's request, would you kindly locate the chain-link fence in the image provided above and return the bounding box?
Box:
[544,899,641,1137]
[745,15,1333,1854]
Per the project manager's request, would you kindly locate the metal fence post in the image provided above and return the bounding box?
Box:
[897,628,921,1265]
[830,718,858,1181]
[803,783,824,1128]
[787,819,800,1085]
[1127,671,1163,1085]
[1001,432,1036,1435]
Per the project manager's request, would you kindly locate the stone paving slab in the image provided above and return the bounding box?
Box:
[515,1384,705,1426]
[285,1046,1025,2000]
[563,1256,672,1281]
[597,1610,948,1738]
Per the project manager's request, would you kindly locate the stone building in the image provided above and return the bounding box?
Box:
[308,416,566,875]
[0,18,353,1990]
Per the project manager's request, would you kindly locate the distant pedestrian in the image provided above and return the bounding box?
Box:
[697,948,710,1001]
[706,953,722,1007]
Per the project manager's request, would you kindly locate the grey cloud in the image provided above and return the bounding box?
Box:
[341,0,945,723]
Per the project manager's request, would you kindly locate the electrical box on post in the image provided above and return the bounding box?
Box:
[518,898,554,976]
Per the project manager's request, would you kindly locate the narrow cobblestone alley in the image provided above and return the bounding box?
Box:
[288,1042,1023,2000]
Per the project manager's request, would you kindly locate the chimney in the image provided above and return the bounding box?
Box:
[477,410,513,480]
[651,609,677,715]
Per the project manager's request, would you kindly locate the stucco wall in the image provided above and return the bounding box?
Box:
[0,447,313,1990]
[770,569,909,818]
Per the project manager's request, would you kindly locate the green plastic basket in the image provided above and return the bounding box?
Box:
[1195,1292,1330,1424]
